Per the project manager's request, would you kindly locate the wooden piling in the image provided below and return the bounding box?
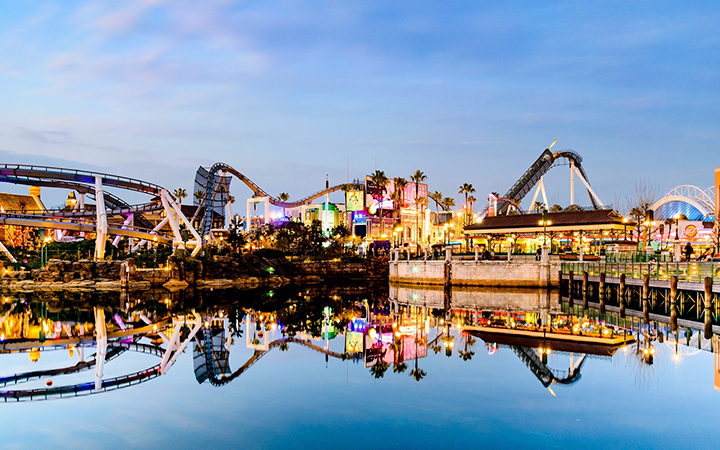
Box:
[670,275,678,332]
[599,273,606,314]
[619,273,626,318]
[582,271,589,309]
[704,277,713,339]
[568,270,574,306]
[642,275,650,324]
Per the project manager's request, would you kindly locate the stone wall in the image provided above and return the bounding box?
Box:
[389,260,560,288]
[299,259,388,279]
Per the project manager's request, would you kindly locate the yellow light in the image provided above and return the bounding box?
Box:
[673,353,680,362]
[204,321,210,328]
[153,324,158,332]
[622,346,628,353]
[538,347,544,354]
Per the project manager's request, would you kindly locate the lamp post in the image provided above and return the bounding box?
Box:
[623,217,629,241]
[538,209,552,247]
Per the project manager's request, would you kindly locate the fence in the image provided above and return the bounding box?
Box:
[561,261,720,283]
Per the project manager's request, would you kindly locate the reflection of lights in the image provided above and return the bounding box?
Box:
[368,328,378,340]
[673,353,680,362]
[622,346,628,353]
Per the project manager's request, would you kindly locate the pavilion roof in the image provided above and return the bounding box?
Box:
[464,209,633,235]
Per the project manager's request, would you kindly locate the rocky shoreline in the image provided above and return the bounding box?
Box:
[0,254,386,292]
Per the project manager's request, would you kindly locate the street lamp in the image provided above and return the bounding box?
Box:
[538,209,552,246]
[622,217,629,241]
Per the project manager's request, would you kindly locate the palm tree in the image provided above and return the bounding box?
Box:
[194,190,205,204]
[458,183,476,226]
[173,188,187,205]
[394,177,408,208]
[278,192,289,218]
[410,170,427,249]
[467,195,477,220]
[532,201,544,213]
[550,204,563,212]
[369,170,389,237]
[442,197,455,211]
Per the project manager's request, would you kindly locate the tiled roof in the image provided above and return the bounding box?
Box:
[464,209,632,233]
[0,193,45,213]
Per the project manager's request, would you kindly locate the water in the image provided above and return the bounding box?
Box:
[0,285,718,449]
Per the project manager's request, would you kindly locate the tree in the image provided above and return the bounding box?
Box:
[369,170,389,237]
[394,177,408,208]
[194,190,205,203]
[442,197,455,211]
[626,180,658,244]
[429,191,443,224]
[458,183,476,226]
[550,204,563,212]
[173,188,188,205]
[411,170,427,249]
[531,201,544,213]
[278,192,290,218]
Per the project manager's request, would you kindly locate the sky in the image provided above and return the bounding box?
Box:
[0,1,718,211]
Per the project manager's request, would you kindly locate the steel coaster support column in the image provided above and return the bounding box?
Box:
[0,240,17,263]
[131,216,169,252]
[94,307,107,392]
[570,161,575,205]
[571,164,605,208]
[111,214,134,247]
[94,177,108,261]
[160,190,203,256]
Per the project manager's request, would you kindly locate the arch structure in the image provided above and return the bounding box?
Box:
[0,164,202,257]
[496,145,603,215]
[196,162,362,239]
[651,185,716,222]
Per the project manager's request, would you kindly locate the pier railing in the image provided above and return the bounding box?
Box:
[561,261,720,283]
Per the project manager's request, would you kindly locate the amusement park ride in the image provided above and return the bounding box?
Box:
[0,141,605,263]
[0,162,363,262]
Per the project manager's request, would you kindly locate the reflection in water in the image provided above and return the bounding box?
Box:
[0,284,717,402]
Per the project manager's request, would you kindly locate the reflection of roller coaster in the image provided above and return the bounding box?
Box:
[195,326,344,387]
[0,342,164,402]
[197,162,362,237]
[495,142,604,215]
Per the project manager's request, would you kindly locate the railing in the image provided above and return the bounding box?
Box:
[605,251,673,263]
[561,262,720,283]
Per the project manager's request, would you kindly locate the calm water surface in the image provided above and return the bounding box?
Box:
[0,285,718,449]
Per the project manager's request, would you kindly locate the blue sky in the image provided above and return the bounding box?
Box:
[0,1,718,210]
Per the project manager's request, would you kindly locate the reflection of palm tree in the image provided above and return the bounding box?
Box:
[393,362,408,373]
[370,360,390,378]
[409,361,426,381]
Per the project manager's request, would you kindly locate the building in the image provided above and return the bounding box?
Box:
[464,209,632,255]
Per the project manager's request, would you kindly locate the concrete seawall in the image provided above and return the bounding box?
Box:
[389,259,561,288]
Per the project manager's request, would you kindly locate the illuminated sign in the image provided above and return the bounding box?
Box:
[716,167,719,223]
[346,190,364,212]
[345,331,363,353]
[684,224,698,238]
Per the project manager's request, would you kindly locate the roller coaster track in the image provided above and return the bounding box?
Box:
[198,162,362,237]
[203,335,344,387]
[509,346,584,387]
[496,148,599,215]
[0,164,168,229]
